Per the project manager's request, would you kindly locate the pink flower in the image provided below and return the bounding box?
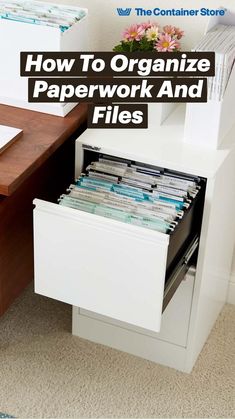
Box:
[140,21,154,30]
[155,34,180,52]
[122,24,145,41]
[163,25,184,40]
[174,27,184,39]
[163,25,176,36]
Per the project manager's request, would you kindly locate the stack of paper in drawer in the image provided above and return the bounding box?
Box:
[59,156,201,234]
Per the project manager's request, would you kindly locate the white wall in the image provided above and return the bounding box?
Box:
[43,0,235,50]
[41,0,235,303]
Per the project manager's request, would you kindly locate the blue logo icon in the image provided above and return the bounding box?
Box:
[117,8,132,16]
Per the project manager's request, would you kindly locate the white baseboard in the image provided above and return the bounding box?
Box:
[227,277,235,304]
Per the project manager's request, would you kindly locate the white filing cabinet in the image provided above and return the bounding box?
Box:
[33,105,235,372]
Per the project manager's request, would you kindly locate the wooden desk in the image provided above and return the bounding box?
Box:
[0,104,87,315]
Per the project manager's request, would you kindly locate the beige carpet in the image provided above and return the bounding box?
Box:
[0,285,234,418]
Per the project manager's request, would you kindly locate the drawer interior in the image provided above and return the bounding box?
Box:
[60,148,206,302]
[73,149,206,236]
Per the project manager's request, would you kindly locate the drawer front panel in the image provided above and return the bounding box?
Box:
[79,267,196,347]
[34,200,169,331]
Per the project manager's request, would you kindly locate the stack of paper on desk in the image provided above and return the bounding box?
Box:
[0,124,23,153]
[59,155,201,233]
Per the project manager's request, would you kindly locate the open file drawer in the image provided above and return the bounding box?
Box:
[33,146,206,332]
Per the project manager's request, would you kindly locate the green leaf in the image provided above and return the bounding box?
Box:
[139,37,155,52]
[113,44,124,52]
[113,38,159,53]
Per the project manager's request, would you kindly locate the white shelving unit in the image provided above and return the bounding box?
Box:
[33,104,235,372]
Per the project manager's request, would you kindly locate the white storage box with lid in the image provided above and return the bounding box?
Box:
[184,8,235,149]
[33,105,235,372]
[0,0,88,116]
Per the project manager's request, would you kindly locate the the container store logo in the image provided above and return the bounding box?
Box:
[117,8,132,16]
[116,7,227,17]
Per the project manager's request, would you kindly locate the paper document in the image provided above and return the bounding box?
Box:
[0,124,23,153]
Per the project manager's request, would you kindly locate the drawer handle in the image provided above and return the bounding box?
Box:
[82,145,101,152]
